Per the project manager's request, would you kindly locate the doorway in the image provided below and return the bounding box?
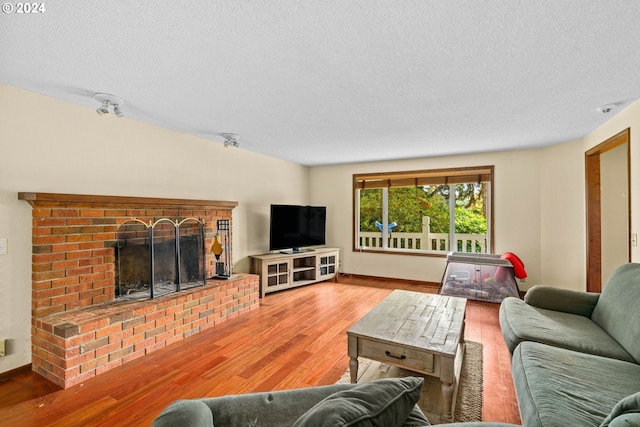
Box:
[585,128,630,292]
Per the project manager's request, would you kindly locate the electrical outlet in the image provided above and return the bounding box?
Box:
[0,339,5,357]
[0,238,7,255]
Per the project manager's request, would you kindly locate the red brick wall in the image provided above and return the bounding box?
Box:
[20,193,259,388]
[32,274,258,388]
[30,206,232,317]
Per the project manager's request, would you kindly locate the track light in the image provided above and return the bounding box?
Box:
[221,133,239,148]
[96,100,110,116]
[94,93,125,118]
[112,104,124,118]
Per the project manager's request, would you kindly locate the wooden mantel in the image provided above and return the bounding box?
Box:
[18,192,238,210]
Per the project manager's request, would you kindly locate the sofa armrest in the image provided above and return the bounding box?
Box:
[524,285,600,317]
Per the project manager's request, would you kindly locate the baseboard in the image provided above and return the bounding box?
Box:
[338,272,440,289]
[0,363,32,382]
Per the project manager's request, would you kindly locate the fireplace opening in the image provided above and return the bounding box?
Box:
[115,217,206,300]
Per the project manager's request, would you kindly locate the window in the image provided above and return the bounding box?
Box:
[353,166,493,256]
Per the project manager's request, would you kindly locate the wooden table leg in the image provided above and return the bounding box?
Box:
[440,355,456,422]
[347,335,358,383]
[349,357,358,384]
[441,379,455,421]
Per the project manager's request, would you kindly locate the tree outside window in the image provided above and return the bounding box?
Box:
[354,166,493,255]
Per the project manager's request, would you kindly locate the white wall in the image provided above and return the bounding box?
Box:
[310,150,543,288]
[0,84,310,373]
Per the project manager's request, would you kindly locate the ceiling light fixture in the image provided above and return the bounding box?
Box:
[94,93,125,118]
[96,100,110,116]
[112,104,124,118]
[597,103,617,114]
[221,133,239,148]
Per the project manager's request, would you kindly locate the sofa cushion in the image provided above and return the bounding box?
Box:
[600,392,640,427]
[199,383,357,427]
[591,263,640,363]
[607,414,640,427]
[399,405,431,427]
[499,297,634,361]
[512,342,640,427]
[152,399,213,427]
[292,377,424,427]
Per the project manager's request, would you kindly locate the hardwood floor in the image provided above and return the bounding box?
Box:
[0,275,521,426]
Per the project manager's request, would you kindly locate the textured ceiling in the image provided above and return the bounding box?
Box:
[1,1,640,166]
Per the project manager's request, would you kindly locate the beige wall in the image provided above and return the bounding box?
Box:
[600,143,629,286]
[2,83,639,375]
[583,100,640,264]
[310,150,543,287]
[311,99,640,294]
[538,139,586,290]
[0,84,310,373]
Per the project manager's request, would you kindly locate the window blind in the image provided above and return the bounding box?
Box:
[354,166,493,190]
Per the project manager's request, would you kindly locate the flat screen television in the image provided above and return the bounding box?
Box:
[269,204,326,253]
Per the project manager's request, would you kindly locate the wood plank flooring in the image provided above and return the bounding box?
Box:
[0,275,521,426]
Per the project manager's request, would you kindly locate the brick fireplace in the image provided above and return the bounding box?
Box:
[19,192,260,388]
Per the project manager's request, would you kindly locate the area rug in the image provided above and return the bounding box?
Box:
[337,341,483,423]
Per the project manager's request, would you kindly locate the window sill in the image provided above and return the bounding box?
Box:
[352,247,448,258]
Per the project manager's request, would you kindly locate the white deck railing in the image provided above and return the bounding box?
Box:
[358,216,487,253]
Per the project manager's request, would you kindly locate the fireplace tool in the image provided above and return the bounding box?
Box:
[211,219,231,278]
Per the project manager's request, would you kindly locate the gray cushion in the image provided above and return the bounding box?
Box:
[512,342,640,427]
[152,399,213,427]
[600,392,640,427]
[201,383,356,427]
[400,405,431,426]
[607,414,640,427]
[523,285,600,317]
[499,297,634,361]
[292,377,424,427]
[591,263,640,363]
[446,424,520,427]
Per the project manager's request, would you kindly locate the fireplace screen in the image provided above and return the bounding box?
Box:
[115,217,206,299]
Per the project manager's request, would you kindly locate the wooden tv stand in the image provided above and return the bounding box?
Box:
[250,247,340,297]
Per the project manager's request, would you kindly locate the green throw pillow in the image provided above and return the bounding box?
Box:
[152,399,213,427]
[600,392,640,427]
[292,377,424,427]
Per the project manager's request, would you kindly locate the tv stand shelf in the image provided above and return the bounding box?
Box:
[250,247,340,297]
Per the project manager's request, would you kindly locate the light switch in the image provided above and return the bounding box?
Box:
[0,238,7,255]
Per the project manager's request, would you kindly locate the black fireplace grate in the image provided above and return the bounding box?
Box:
[115,217,206,300]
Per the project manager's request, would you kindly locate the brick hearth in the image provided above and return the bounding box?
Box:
[19,192,260,388]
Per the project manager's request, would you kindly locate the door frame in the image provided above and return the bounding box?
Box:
[585,128,631,292]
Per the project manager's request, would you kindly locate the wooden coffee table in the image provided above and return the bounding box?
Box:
[347,290,467,422]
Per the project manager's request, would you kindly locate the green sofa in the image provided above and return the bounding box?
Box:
[499,262,640,427]
[152,376,518,426]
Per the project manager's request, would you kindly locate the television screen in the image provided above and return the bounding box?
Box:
[269,205,326,252]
